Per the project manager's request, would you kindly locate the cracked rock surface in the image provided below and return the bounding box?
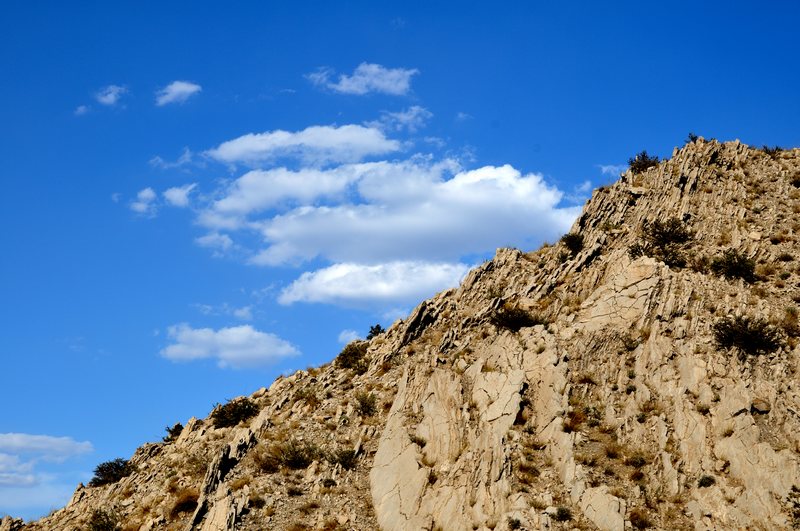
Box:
[14,139,800,530]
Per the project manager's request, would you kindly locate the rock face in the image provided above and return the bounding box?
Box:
[17,139,800,530]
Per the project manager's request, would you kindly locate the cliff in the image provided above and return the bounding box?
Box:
[5,138,800,530]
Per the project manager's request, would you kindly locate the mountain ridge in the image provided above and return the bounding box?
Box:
[5,138,800,530]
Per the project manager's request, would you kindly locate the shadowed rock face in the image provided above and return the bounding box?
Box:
[13,139,800,530]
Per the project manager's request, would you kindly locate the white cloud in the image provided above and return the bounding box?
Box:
[155,81,202,106]
[73,105,89,116]
[279,261,470,306]
[130,187,158,215]
[193,303,252,320]
[337,329,361,344]
[195,232,234,253]
[111,192,121,203]
[455,111,473,121]
[163,183,197,207]
[95,85,127,106]
[308,63,418,95]
[205,124,400,166]
[150,147,195,169]
[248,162,578,266]
[368,106,432,133]
[0,433,93,499]
[0,434,92,462]
[161,324,299,369]
[598,164,627,176]
[232,306,253,320]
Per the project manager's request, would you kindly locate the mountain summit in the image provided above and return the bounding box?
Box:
[5,138,800,530]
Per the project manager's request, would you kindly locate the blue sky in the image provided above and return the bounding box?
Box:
[1,0,799,519]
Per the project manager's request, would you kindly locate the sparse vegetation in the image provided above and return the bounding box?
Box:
[254,439,321,472]
[713,315,783,358]
[355,391,377,417]
[686,132,699,144]
[644,218,692,249]
[163,422,183,442]
[698,475,716,488]
[628,151,660,174]
[762,145,784,158]
[554,506,572,522]
[87,509,119,531]
[630,217,693,267]
[629,508,652,529]
[329,448,358,470]
[274,440,320,469]
[336,341,369,374]
[491,303,547,332]
[560,233,584,257]
[293,386,321,408]
[170,488,199,518]
[89,458,134,487]
[366,324,385,340]
[711,249,756,282]
[210,397,259,428]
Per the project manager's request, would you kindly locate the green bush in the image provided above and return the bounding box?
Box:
[554,507,572,521]
[628,151,660,173]
[329,448,358,470]
[210,397,259,429]
[87,509,119,531]
[560,233,584,257]
[629,508,652,529]
[713,315,783,358]
[170,488,199,518]
[631,218,693,268]
[163,422,183,442]
[355,391,377,417]
[336,341,369,373]
[698,475,716,488]
[366,324,385,340]
[710,249,756,282]
[491,304,547,332]
[89,458,134,487]
[762,145,784,158]
[266,439,320,470]
[643,218,692,248]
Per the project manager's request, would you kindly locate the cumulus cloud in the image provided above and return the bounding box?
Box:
[130,187,158,215]
[73,105,89,116]
[163,183,197,207]
[155,80,202,106]
[308,63,418,95]
[205,124,400,167]
[368,106,432,133]
[0,433,92,490]
[246,162,578,266]
[130,188,157,213]
[279,261,470,306]
[161,324,299,368]
[95,85,127,106]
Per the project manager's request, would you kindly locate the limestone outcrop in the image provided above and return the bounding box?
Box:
[16,139,800,529]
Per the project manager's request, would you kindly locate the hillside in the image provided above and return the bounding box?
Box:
[4,138,800,530]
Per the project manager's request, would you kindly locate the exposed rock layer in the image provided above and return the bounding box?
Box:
[15,139,800,530]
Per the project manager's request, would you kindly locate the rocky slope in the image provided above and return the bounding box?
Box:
[4,138,800,531]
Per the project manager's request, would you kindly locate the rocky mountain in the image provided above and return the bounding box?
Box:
[4,138,800,531]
